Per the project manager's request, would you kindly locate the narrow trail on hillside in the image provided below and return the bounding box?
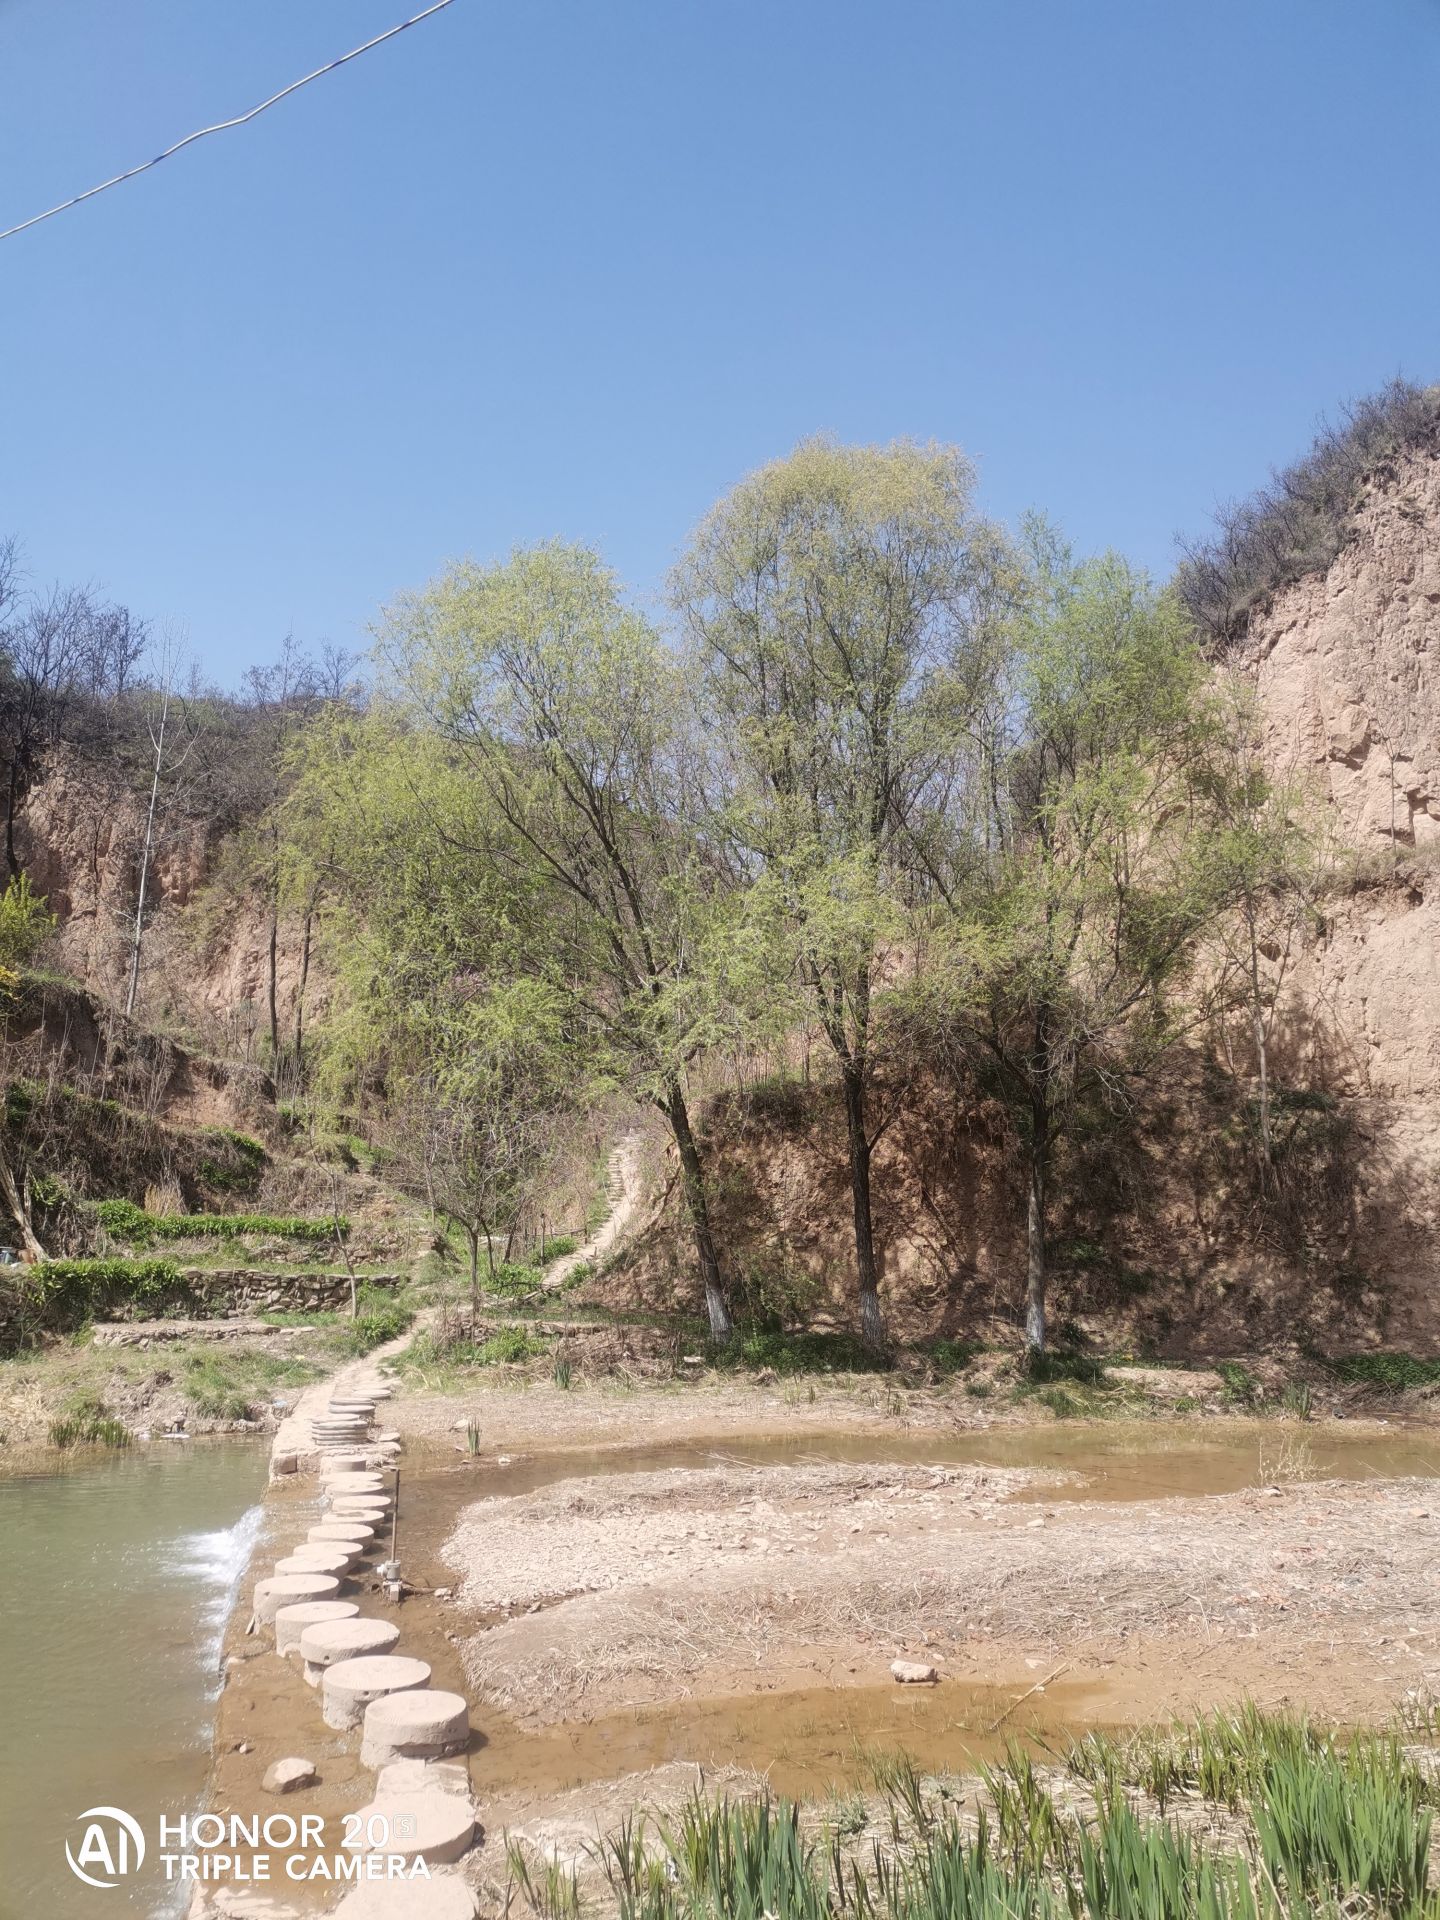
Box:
[544,1132,645,1290]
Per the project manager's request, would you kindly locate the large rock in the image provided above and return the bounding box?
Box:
[262,1757,316,1795]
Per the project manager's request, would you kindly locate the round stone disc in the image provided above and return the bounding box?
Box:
[321,1654,431,1730]
[252,1573,341,1624]
[300,1617,401,1669]
[273,1599,359,1654]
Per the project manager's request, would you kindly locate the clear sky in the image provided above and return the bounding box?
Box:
[1,0,1437,681]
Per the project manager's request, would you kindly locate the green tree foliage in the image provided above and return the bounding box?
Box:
[282,708,572,1315]
[916,526,1230,1354]
[0,871,55,989]
[376,543,742,1338]
[675,437,1014,1349]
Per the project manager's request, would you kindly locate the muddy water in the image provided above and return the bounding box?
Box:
[456,1416,1440,1506]
[0,1442,267,1920]
[397,1415,1440,1811]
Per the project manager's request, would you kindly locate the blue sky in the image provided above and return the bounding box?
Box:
[1,0,1437,680]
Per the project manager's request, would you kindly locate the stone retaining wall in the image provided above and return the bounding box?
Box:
[112,1269,404,1321]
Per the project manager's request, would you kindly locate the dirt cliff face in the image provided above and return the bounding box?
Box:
[1242,446,1440,850]
[14,758,314,1054]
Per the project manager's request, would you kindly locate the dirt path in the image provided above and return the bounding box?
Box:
[544,1132,645,1289]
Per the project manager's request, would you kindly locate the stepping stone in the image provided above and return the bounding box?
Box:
[322,1654,431,1730]
[375,1760,470,1799]
[274,1600,359,1655]
[309,1524,375,1547]
[253,1574,341,1625]
[361,1689,470,1767]
[330,1500,391,1522]
[284,1541,362,1568]
[340,1788,474,1865]
[334,1875,477,1918]
[300,1617,401,1685]
[275,1548,355,1578]
[323,1472,386,1493]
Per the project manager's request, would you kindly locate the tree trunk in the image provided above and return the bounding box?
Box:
[663,1080,732,1340]
[466,1223,480,1333]
[292,908,313,1071]
[1024,1100,1049,1356]
[841,1066,886,1350]
[266,905,281,1066]
[5,760,21,881]
[125,688,168,1020]
[0,1138,46,1260]
[1245,902,1273,1187]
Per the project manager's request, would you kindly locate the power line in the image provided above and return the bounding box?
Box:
[0,0,464,244]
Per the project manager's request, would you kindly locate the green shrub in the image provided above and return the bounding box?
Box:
[482,1261,544,1299]
[22,1257,187,1331]
[1324,1351,1440,1392]
[476,1327,548,1365]
[926,1338,979,1377]
[706,1329,890,1375]
[539,1234,578,1264]
[95,1198,346,1244]
[337,1293,414,1355]
[48,1389,131,1449]
[1217,1360,1259,1406]
[1022,1349,1106,1386]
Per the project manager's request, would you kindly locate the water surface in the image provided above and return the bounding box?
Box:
[0,1442,267,1920]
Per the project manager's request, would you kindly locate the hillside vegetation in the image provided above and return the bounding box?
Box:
[3,384,1439,1385]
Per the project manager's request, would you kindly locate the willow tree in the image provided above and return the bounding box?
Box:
[674,437,1011,1349]
[929,527,1228,1356]
[281,707,570,1313]
[380,543,738,1339]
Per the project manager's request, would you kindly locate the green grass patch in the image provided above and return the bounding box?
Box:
[180,1349,322,1420]
[1323,1351,1440,1392]
[924,1337,980,1377]
[95,1198,346,1246]
[557,1705,1440,1920]
[48,1389,130,1449]
[705,1329,891,1375]
[476,1327,550,1365]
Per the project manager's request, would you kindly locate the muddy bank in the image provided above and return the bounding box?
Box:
[437,1454,1440,1732]
[358,1367,1440,1839]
